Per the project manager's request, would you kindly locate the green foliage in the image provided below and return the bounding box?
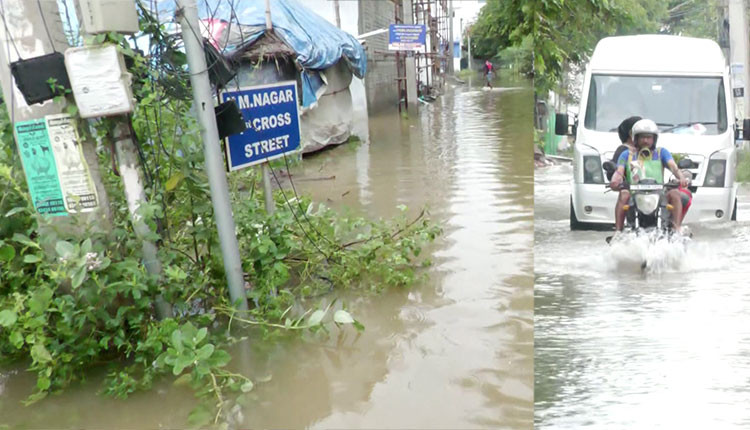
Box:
[737,150,750,183]
[0,6,441,427]
[471,0,719,96]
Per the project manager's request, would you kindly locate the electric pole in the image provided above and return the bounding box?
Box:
[727,0,750,135]
[403,0,418,110]
[176,0,248,311]
[0,0,112,231]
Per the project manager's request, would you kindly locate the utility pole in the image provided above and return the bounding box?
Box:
[68,0,171,318]
[727,0,750,136]
[0,0,112,230]
[334,0,341,29]
[262,0,275,215]
[402,0,418,110]
[176,0,248,311]
[448,0,454,74]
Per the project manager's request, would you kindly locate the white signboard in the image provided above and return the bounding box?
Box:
[46,114,99,212]
[65,44,134,118]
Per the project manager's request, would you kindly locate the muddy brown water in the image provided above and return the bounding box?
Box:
[1,77,533,429]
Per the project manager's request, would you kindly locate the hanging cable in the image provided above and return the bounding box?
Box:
[36,0,57,52]
[267,162,331,260]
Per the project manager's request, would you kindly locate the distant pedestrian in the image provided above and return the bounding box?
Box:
[484,60,494,89]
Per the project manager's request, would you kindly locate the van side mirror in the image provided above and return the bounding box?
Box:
[743,119,750,140]
[555,113,569,135]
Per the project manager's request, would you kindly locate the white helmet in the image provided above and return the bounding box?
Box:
[631,119,659,145]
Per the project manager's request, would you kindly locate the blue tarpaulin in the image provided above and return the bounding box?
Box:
[186,0,367,109]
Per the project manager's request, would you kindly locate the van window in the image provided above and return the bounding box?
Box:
[584,75,728,135]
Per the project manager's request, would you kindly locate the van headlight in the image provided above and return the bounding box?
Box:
[704,159,726,187]
[583,155,604,184]
[634,194,660,215]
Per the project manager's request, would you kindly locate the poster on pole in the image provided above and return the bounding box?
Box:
[219,81,302,171]
[14,119,67,216]
[46,114,99,212]
[388,24,426,51]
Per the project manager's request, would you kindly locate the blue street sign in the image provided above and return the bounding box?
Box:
[388,24,426,51]
[220,81,301,171]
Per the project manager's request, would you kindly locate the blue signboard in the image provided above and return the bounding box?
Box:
[219,81,301,171]
[388,24,426,51]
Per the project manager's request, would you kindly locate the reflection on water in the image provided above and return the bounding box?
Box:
[1,79,533,429]
[535,164,750,429]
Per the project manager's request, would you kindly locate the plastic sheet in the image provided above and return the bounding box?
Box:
[194,0,366,109]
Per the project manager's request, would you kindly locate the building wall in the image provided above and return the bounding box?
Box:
[359,0,399,113]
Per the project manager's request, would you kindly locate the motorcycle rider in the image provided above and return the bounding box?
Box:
[609,118,691,232]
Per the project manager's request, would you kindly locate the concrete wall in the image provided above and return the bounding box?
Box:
[359,1,399,113]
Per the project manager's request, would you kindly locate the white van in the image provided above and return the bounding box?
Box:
[561,35,738,229]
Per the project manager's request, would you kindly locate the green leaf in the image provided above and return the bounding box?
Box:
[31,344,53,363]
[240,380,254,393]
[187,404,212,428]
[172,355,193,375]
[170,329,183,350]
[0,244,15,262]
[308,310,326,326]
[81,238,92,254]
[194,327,207,344]
[12,233,39,249]
[165,172,184,191]
[333,310,355,324]
[172,373,192,387]
[55,240,75,259]
[23,254,41,263]
[207,349,231,368]
[36,376,51,391]
[71,265,87,288]
[4,206,26,217]
[195,343,214,361]
[9,330,24,348]
[0,310,18,327]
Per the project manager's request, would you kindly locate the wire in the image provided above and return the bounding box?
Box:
[281,153,338,248]
[267,161,331,260]
[36,0,57,52]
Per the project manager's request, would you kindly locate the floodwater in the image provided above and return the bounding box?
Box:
[0,77,534,428]
[534,163,750,429]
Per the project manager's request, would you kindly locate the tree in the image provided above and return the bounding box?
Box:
[470,0,721,95]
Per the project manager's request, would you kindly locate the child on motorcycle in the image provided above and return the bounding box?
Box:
[609,118,692,233]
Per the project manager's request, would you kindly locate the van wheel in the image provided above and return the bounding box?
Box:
[731,198,737,221]
[570,198,584,230]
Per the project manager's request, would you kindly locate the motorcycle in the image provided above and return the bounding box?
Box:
[602,158,695,243]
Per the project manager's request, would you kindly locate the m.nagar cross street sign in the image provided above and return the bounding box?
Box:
[220,81,301,171]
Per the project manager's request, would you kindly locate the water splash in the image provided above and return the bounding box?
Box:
[606,230,691,274]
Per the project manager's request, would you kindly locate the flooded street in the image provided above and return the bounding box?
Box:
[1,78,533,428]
[534,163,750,429]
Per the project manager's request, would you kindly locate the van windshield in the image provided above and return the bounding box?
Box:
[584,75,728,135]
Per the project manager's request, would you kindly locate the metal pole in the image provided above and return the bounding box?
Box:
[262,0,276,214]
[448,0,454,74]
[728,0,750,137]
[334,0,341,28]
[403,0,418,110]
[468,33,472,71]
[176,0,248,311]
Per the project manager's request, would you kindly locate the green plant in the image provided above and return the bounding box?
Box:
[0,24,441,428]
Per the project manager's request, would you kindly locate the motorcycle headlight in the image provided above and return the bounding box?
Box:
[634,194,660,215]
[583,155,604,184]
